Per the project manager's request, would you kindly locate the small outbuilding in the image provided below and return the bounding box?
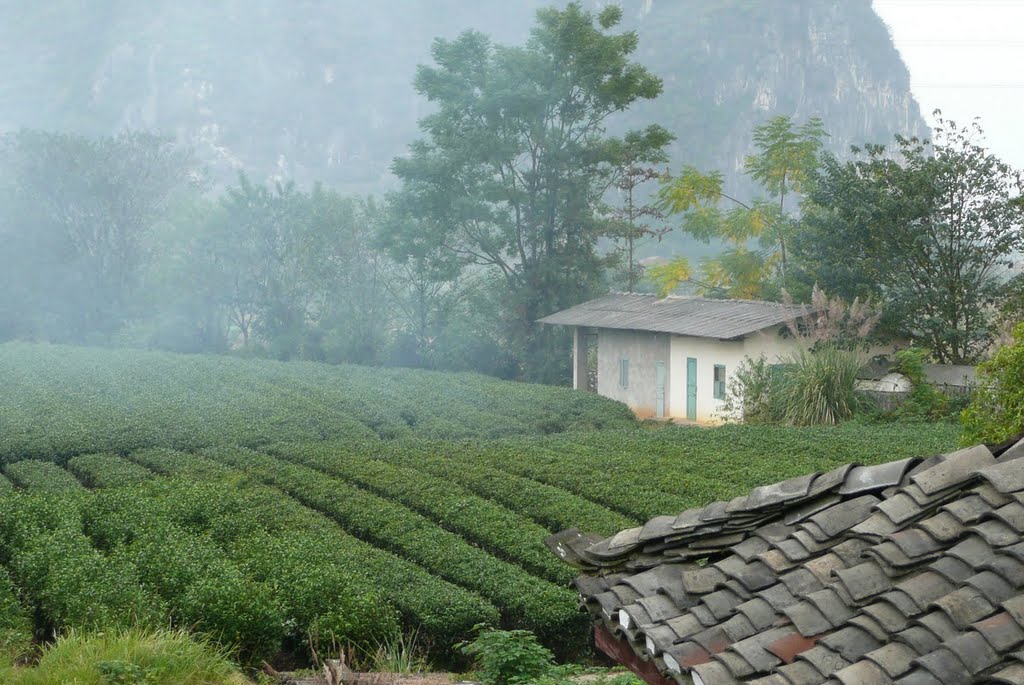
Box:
[538,293,808,422]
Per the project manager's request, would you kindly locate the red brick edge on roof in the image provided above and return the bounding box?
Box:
[595,624,677,685]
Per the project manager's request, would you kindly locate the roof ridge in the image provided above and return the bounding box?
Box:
[606,291,802,308]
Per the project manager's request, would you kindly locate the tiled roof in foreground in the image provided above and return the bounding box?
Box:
[547,436,1024,685]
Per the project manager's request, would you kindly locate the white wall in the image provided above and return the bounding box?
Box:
[589,325,896,423]
[597,328,671,418]
[668,329,804,423]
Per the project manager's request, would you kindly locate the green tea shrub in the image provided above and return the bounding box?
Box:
[204,447,582,645]
[121,467,497,657]
[0,495,165,632]
[67,454,152,488]
[268,443,574,583]
[3,460,86,493]
[0,567,32,665]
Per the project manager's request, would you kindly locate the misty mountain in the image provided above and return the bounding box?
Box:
[0,0,926,201]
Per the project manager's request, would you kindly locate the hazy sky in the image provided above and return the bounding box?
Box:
[873,0,1024,170]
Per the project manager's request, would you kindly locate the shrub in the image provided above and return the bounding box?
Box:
[0,494,166,633]
[888,348,959,421]
[0,627,251,685]
[3,460,86,493]
[67,454,152,488]
[459,629,555,685]
[721,346,865,427]
[718,354,783,424]
[774,345,866,426]
[961,322,1024,445]
[267,443,575,584]
[202,447,584,648]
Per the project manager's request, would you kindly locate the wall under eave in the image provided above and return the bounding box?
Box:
[597,328,672,419]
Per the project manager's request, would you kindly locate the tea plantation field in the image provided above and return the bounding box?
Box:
[0,343,962,669]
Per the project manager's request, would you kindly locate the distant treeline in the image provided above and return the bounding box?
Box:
[0,130,533,378]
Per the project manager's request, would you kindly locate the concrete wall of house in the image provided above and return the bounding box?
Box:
[668,328,805,423]
[584,324,898,423]
[597,329,672,418]
[669,335,744,422]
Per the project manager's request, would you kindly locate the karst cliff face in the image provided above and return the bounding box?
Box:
[0,0,925,199]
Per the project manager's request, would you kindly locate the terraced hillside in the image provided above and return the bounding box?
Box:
[0,343,962,669]
[0,343,636,461]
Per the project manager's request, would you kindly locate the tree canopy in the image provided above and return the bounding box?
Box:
[652,115,826,298]
[0,130,198,342]
[389,3,668,381]
[794,114,1024,363]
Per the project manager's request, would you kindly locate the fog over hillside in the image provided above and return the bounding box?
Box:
[0,0,926,200]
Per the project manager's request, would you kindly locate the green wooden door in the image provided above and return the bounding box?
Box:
[686,357,697,421]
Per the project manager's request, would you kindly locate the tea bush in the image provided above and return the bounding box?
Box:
[266,442,575,583]
[3,460,86,493]
[202,447,585,645]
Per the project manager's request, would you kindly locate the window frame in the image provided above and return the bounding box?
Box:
[713,363,726,400]
[619,357,630,389]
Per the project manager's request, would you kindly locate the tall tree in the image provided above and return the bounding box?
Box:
[390,3,667,382]
[794,114,1024,363]
[608,126,674,292]
[653,116,826,298]
[0,130,198,341]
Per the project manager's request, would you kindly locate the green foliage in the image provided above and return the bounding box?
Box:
[3,460,86,493]
[202,447,585,647]
[718,355,782,425]
[124,457,495,659]
[721,346,866,427]
[961,323,1024,445]
[372,441,635,536]
[459,628,555,685]
[0,567,33,665]
[607,125,675,292]
[265,442,575,584]
[67,454,152,488]
[0,628,251,685]
[0,341,963,673]
[657,116,826,297]
[366,629,428,675]
[774,346,866,426]
[0,494,167,634]
[745,117,827,199]
[795,114,1024,363]
[870,348,959,423]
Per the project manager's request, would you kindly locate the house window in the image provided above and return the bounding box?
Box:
[713,364,726,400]
[619,358,630,389]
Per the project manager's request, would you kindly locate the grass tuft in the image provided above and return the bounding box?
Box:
[0,627,251,685]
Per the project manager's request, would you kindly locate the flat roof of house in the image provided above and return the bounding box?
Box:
[537,292,805,340]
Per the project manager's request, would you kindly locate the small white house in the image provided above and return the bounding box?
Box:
[538,292,809,423]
